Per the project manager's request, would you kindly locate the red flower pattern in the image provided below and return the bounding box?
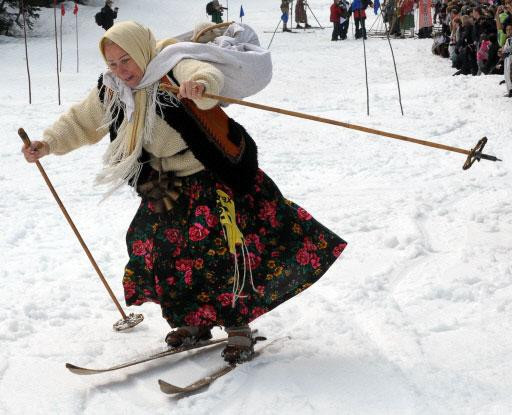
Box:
[296,247,310,266]
[189,223,210,241]
[195,205,210,217]
[132,240,146,256]
[164,228,182,244]
[217,292,234,307]
[123,169,345,328]
[333,243,347,257]
[297,207,313,221]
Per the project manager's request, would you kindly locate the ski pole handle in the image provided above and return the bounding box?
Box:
[18,127,31,147]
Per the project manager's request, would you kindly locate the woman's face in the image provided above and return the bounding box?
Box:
[104,42,143,88]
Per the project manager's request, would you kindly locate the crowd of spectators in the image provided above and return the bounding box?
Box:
[431,0,512,97]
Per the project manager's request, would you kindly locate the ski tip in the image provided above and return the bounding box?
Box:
[65,363,100,375]
[158,379,186,395]
[65,363,84,373]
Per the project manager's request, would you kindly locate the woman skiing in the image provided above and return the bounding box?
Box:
[21,21,346,364]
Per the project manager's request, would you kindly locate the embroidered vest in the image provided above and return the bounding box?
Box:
[97,74,258,193]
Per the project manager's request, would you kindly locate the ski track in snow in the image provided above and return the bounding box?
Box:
[1,0,512,413]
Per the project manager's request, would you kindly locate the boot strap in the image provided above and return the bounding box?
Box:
[227,335,253,347]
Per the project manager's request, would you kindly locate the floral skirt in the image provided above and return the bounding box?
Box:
[122,169,347,328]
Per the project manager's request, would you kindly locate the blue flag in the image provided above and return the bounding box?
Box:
[281,12,288,23]
[240,5,245,18]
[374,0,380,14]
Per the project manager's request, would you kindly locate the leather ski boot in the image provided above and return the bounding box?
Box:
[222,325,255,364]
[165,326,212,348]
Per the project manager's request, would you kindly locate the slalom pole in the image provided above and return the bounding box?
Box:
[59,6,63,72]
[383,17,404,115]
[159,84,501,170]
[75,7,79,73]
[291,0,294,29]
[18,128,144,331]
[53,0,61,105]
[362,34,370,115]
[21,0,32,104]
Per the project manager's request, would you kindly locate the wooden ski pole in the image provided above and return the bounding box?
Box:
[18,128,143,331]
[161,85,501,169]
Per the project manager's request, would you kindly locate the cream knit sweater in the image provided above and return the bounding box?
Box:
[43,58,224,177]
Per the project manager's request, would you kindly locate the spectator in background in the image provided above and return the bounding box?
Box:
[502,24,512,96]
[433,0,444,24]
[295,0,312,29]
[339,0,350,40]
[483,32,500,74]
[208,0,226,24]
[449,17,462,65]
[281,0,292,32]
[453,14,478,75]
[476,33,491,74]
[472,7,485,42]
[330,0,342,40]
[100,0,118,31]
[350,0,373,39]
[496,4,511,47]
[440,4,450,37]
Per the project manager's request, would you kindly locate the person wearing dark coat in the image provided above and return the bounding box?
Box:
[100,0,118,31]
[482,33,500,74]
[453,15,478,75]
[339,0,351,40]
[209,0,226,24]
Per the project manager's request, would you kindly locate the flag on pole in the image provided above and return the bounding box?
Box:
[374,0,380,14]
[240,5,244,18]
[61,3,65,15]
[73,2,79,15]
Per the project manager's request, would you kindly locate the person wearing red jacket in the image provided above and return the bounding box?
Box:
[330,0,342,40]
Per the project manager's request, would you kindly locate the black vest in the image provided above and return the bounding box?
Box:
[97,74,258,193]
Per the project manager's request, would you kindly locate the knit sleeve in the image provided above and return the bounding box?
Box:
[173,58,225,110]
[43,87,109,155]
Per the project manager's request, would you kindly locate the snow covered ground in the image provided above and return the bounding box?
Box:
[1,0,512,413]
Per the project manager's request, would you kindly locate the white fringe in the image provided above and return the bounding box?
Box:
[94,83,179,198]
